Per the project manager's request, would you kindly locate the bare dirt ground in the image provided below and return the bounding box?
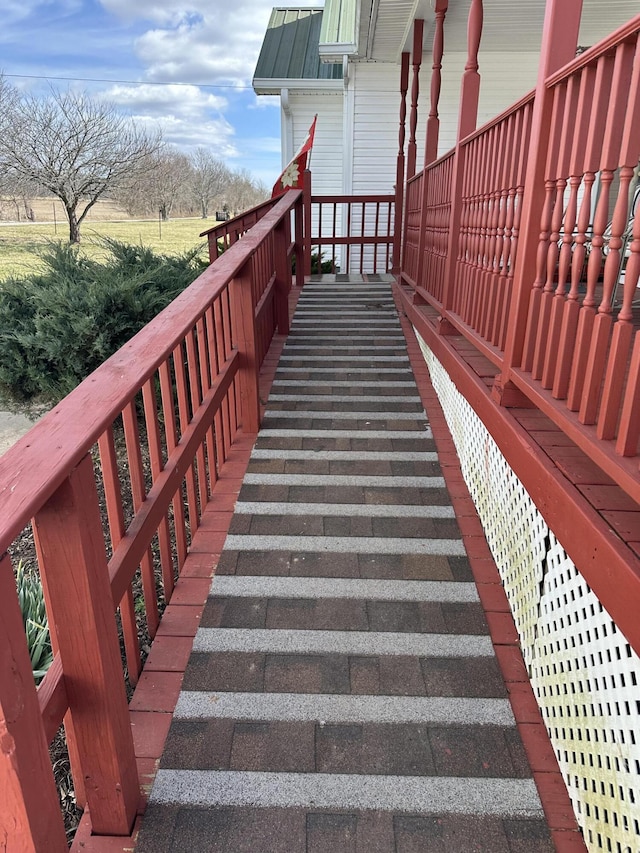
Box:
[0,410,36,456]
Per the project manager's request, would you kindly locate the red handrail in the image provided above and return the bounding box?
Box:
[0,189,301,849]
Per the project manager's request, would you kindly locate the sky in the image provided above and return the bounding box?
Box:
[0,0,323,187]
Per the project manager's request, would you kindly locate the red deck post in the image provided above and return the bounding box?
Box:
[439,0,483,315]
[294,190,305,287]
[230,256,261,433]
[393,51,410,272]
[32,455,139,836]
[0,553,69,852]
[458,0,483,141]
[274,216,292,335]
[416,1,448,289]
[406,19,424,181]
[494,0,583,403]
[425,0,448,166]
[303,169,312,278]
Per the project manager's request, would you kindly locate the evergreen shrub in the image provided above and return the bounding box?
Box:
[0,239,207,408]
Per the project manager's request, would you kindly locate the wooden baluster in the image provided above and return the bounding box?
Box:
[553,64,597,399]
[530,82,567,380]
[173,340,200,533]
[122,400,160,637]
[567,54,615,409]
[407,19,424,181]
[616,199,640,454]
[142,376,175,599]
[499,102,532,351]
[541,74,580,387]
[493,112,516,346]
[580,41,636,425]
[202,306,223,487]
[33,455,139,835]
[158,357,189,569]
[195,314,218,495]
[98,425,142,685]
[484,124,504,340]
[0,553,69,852]
[598,37,640,440]
[185,325,208,512]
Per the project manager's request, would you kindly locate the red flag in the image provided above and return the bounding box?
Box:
[272,115,317,198]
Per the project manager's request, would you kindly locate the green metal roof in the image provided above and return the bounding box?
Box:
[318,0,358,53]
[254,8,343,83]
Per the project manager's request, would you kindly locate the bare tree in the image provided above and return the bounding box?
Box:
[144,147,193,221]
[225,168,269,216]
[189,148,230,219]
[0,87,161,242]
[0,75,19,200]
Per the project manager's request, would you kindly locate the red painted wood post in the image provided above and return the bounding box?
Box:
[425,0,448,166]
[438,0,483,318]
[406,19,424,181]
[493,0,583,403]
[294,191,304,287]
[274,216,291,335]
[303,169,312,278]
[230,256,261,434]
[393,51,410,273]
[458,0,483,141]
[0,554,69,853]
[32,454,139,836]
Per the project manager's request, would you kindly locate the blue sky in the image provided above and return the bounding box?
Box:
[1,0,322,186]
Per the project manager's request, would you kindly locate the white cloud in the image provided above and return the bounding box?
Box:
[103,82,236,153]
[100,0,323,86]
[104,83,227,117]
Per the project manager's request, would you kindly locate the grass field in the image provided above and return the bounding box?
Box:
[0,217,214,279]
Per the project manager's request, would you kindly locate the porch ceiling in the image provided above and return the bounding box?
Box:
[366,0,639,62]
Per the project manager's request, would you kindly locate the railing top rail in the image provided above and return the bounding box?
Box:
[0,189,301,554]
[311,194,395,203]
[545,12,640,88]
[199,195,277,238]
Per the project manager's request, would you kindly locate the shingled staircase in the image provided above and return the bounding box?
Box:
[135,275,558,852]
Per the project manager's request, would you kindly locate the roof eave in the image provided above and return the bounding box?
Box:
[318,41,359,61]
[253,77,345,95]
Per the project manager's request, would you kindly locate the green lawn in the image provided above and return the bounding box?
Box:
[0,217,214,279]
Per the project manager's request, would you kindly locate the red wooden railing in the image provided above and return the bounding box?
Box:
[309,194,395,274]
[201,198,275,259]
[0,190,301,850]
[402,14,640,505]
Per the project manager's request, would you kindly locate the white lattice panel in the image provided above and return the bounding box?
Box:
[416,331,640,853]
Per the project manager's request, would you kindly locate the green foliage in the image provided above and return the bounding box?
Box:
[15,562,53,684]
[0,239,208,408]
[291,250,336,275]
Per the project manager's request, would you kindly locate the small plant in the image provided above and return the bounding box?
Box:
[15,561,53,683]
[291,250,337,275]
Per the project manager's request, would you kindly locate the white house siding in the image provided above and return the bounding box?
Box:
[287,92,344,270]
[350,61,427,195]
[287,92,343,195]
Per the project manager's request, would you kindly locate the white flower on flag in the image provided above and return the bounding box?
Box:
[280,162,300,188]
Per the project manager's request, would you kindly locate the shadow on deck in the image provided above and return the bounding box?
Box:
[75,275,585,852]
